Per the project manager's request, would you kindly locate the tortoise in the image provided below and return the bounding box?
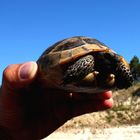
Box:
[37,36,134,94]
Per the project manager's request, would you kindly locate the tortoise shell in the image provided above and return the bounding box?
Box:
[37,36,133,93]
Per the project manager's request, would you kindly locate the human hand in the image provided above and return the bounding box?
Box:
[0,62,113,140]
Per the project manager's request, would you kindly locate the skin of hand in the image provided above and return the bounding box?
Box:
[0,62,113,140]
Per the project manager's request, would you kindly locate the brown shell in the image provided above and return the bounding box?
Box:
[37,36,131,91]
[38,36,119,67]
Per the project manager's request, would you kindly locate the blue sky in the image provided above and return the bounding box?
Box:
[0,0,140,84]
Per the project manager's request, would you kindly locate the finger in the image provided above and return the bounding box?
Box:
[2,61,38,90]
[98,91,112,99]
[72,98,113,117]
[68,91,113,100]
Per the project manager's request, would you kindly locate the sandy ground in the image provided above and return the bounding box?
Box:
[43,125,140,140]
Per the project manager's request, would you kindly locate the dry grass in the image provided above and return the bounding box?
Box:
[43,83,140,140]
[58,82,140,131]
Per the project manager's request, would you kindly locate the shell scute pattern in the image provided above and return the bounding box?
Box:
[40,36,110,66]
[37,36,134,93]
[59,44,108,65]
[48,36,110,65]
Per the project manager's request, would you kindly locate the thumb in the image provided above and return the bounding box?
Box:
[2,61,38,90]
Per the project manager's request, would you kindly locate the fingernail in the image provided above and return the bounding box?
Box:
[19,62,36,79]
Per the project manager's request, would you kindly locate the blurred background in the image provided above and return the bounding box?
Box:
[1,1,140,139]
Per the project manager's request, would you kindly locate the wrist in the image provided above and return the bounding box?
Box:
[0,85,13,139]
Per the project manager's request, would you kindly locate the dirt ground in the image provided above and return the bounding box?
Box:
[44,125,140,140]
[43,83,140,140]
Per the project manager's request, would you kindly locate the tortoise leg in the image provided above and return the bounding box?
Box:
[63,55,95,84]
[115,62,134,88]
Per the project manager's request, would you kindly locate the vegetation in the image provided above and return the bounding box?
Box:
[58,82,140,131]
[130,56,140,79]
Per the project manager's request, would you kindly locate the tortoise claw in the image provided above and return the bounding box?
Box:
[106,74,115,87]
[82,71,99,83]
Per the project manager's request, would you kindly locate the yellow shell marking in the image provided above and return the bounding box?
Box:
[59,44,108,64]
